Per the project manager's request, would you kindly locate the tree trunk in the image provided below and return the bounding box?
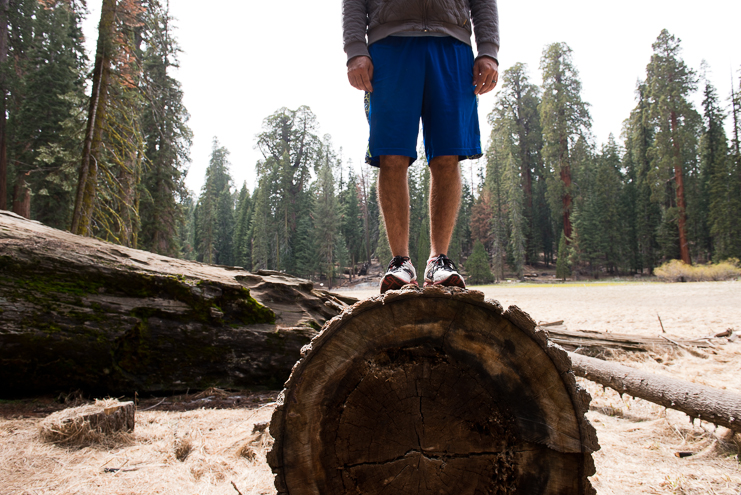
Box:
[11,172,30,218]
[570,353,741,433]
[360,169,371,263]
[268,286,598,495]
[560,137,572,242]
[71,0,118,235]
[0,0,8,211]
[0,210,355,397]
[670,110,691,264]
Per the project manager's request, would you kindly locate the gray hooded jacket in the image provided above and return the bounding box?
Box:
[342,0,499,64]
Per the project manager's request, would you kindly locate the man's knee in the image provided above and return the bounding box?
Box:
[380,155,412,173]
[429,156,460,175]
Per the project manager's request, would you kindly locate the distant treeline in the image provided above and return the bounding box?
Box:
[1,4,739,285]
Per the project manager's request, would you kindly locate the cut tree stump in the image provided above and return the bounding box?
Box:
[0,210,355,396]
[39,400,135,444]
[268,286,599,495]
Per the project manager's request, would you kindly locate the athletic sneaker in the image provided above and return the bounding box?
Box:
[424,254,466,288]
[380,256,417,293]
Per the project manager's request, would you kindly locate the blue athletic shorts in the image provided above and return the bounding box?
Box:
[365,36,483,167]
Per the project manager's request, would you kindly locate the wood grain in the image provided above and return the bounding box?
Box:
[268,285,598,495]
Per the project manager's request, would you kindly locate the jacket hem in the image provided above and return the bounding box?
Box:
[368,21,472,47]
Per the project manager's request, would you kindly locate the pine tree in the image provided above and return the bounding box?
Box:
[484,132,508,280]
[448,179,473,267]
[466,240,493,285]
[196,138,234,265]
[293,209,317,279]
[2,0,35,214]
[700,77,737,261]
[313,143,341,287]
[4,0,87,225]
[488,63,543,263]
[255,106,319,272]
[539,42,591,245]
[233,182,253,268]
[376,211,392,266]
[645,30,699,264]
[505,154,526,278]
[556,232,570,280]
[71,0,119,234]
[340,168,364,275]
[359,165,378,263]
[179,192,196,260]
[138,0,192,256]
[624,82,661,272]
[250,177,272,271]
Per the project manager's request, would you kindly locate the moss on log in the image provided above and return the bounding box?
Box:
[0,210,354,397]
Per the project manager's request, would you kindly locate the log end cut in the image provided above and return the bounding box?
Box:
[268,286,599,495]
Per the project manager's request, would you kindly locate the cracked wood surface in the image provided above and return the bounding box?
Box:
[268,285,598,495]
[0,210,355,396]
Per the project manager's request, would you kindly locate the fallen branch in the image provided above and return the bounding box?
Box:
[231,481,245,495]
[539,326,723,353]
[659,335,709,358]
[569,352,741,433]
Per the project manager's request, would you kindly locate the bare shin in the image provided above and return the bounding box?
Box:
[378,155,411,257]
[429,156,462,259]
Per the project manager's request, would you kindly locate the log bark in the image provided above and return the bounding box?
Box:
[539,326,720,353]
[569,353,741,433]
[0,210,355,397]
[0,0,8,211]
[268,286,598,495]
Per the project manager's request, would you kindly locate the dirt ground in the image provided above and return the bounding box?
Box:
[1,281,739,494]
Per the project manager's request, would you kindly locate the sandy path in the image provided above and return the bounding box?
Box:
[337,280,741,339]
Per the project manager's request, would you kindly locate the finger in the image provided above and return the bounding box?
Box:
[349,72,362,91]
[480,73,496,95]
[473,72,487,95]
[472,61,482,85]
[360,69,373,92]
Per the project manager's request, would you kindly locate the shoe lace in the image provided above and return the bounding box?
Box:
[388,256,410,270]
[432,254,457,271]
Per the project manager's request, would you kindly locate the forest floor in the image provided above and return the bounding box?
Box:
[1,281,740,494]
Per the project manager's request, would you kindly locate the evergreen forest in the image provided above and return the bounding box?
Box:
[1,1,740,287]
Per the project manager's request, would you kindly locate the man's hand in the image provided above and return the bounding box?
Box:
[473,57,499,95]
[348,56,374,92]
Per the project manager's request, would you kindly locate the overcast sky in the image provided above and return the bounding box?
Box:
[82,1,741,195]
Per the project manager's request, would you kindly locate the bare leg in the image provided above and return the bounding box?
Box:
[429,156,462,258]
[378,155,411,257]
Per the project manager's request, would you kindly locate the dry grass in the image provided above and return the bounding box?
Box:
[0,399,277,495]
[2,282,741,494]
[581,343,741,495]
[655,259,741,282]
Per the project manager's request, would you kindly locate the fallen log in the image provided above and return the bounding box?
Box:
[569,353,741,433]
[268,286,598,495]
[0,210,355,397]
[539,326,720,352]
